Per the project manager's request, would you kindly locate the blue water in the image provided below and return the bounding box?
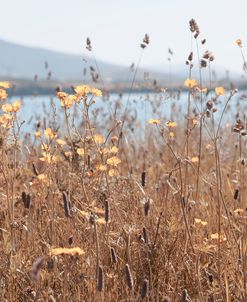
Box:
[7,90,247,136]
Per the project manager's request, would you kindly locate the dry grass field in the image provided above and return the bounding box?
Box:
[1,19,247,302]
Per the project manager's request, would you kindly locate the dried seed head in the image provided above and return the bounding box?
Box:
[140,278,149,299]
[144,198,150,216]
[110,247,117,264]
[200,59,207,68]
[62,191,71,217]
[208,274,214,283]
[32,163,39,176]
[22,192,31,209]
[143,227,148,244]
[203,50,214,61]
[141,171,146,187]
[104,199,110,223]
[86,37,92,51]
[206,100,214,110]
[189,18,200,38]
[89,212,96,225]
[188,52,193,62]
[143,33,149,45]
[125,264,133,290]
[97,266,104,292]
[141,33,150,48]
[68,236,73,245]
[234,189,239,200]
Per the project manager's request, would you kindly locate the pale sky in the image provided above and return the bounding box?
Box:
[1,0,247,73]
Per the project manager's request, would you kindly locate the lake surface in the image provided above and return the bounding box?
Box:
[7,90,247,136]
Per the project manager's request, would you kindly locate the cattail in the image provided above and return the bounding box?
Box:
[25,193,31,209]
[141,33,150,48]
[68,236,73,245]
[140,278,149,299]
[143,227,148,244]
[143,33,150,45]
[110,247,117,264]
[141,171,146,187]
[125,264,133,290]
[32,163,39,176]
[22,191,26,205]
[22,192,31,209]
[234,189,239,200]
[30,256,44,281]
[97,266,104,292]
[208,273,214,283]
[89,212,96,225]
[206,100,213,110]
[144,198,150,216]
[104,199,110,223]
[188,52,193,62]
[55,85,61,93]
[189,19,200,38]
[62,191,71,217]
[86,37,92,51]
[203,50,214,62]
[200,59,207,68]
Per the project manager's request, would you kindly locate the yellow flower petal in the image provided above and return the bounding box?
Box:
[215,86,225,96]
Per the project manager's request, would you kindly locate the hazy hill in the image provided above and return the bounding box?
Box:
[0,39,174,83]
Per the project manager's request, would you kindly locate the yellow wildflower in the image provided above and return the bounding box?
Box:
[57,91,68,100]
[215,86,225,96]
[184,78,198,88]
[107,156,121,166]
[12,101,21,112]
[195,218,207,226]
[61,94,77,108]
[93,134,104,144]
[109,169,120,177]
[35,131,42,138]
[56,139,67,145]
[0,113,12,128]
[0,82,10,89]
[166,121,177,128]
[44,128,57,140]
[90,87,102,97]
[148,119,161,125]
[96,164,108,171]
[74,85,91,97]
[64,151,73,159]
[191,156,199,163]
[77,148,85,156]
[110,146,119,154]
[2,103,13,113]
[211,233,226,242]
[0,89,7,100]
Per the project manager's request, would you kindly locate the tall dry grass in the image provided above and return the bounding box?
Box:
[0,21,247,302]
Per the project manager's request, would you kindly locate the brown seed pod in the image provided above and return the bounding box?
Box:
[140,278,149,299]
[125,264,133,290]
